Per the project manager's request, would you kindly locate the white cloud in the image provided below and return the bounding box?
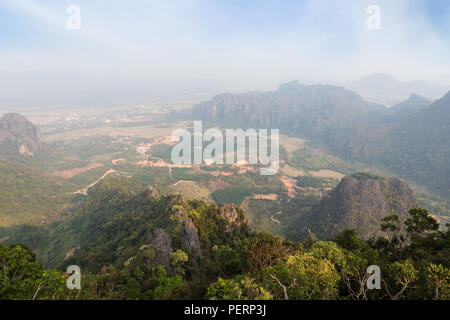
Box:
[0,0,449,95]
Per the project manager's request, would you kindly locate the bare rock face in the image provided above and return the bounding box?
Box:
[170,194,185,205]
[129,187,159,205]
[140,187,160,199]
[147,186,159,199]
[218,204,239,224]
[0,113,43,158]
[151,228,173,273]
[218,204,248,230]
[308,173,418,239]
[181,219,202,258]
[188,82,383,142]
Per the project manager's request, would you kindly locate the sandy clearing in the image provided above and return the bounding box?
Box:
[64,245,81,260]
[55,163,104,178]
[136,159,194,169]
[280,176,297,198]
[112,158,127,165]
[210,179,231,190]
[252,193,278,201]
[309,169,345,179]
[270,216,281,224]
[173,180,195,186]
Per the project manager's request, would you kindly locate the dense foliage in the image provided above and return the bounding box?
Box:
[1,178,448,300]
[0,160,76,226]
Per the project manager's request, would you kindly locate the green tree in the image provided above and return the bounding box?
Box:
[152,266,183,300]
[309,241,374,300]
[384,260,418,300]
[0,244,67,300]
[263,253,339,300]
[170,249,188,276]
[427,263,449,300]
[207,275,272,300]
[405,208,439,241]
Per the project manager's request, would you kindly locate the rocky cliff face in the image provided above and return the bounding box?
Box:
[219,204,239,224]
[184,83,450,199]
[187,81,384,142]
[133,186,160,202]
[0,113,43,158]
[305,173,417,239]
[151,228,173,273]
[218,204,248,231]
[182,219,202,258]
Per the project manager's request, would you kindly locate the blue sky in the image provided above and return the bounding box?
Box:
[0,0,449,90]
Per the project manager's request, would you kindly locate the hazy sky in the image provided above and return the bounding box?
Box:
[1,0,450,95]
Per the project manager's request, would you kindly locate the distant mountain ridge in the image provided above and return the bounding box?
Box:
[346,73,449,104]
[388,93,432,117]
[188,81,384,142]
[185,81,450,198]
[332,90,450,197]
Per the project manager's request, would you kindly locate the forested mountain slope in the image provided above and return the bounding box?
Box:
[333,91,450,197]
[0,160,75,226]
[1,176,448,300]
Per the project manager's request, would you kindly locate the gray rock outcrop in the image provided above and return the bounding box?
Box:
[151,228,173,273]
[0,113,43,158]
[181,219,202,258]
